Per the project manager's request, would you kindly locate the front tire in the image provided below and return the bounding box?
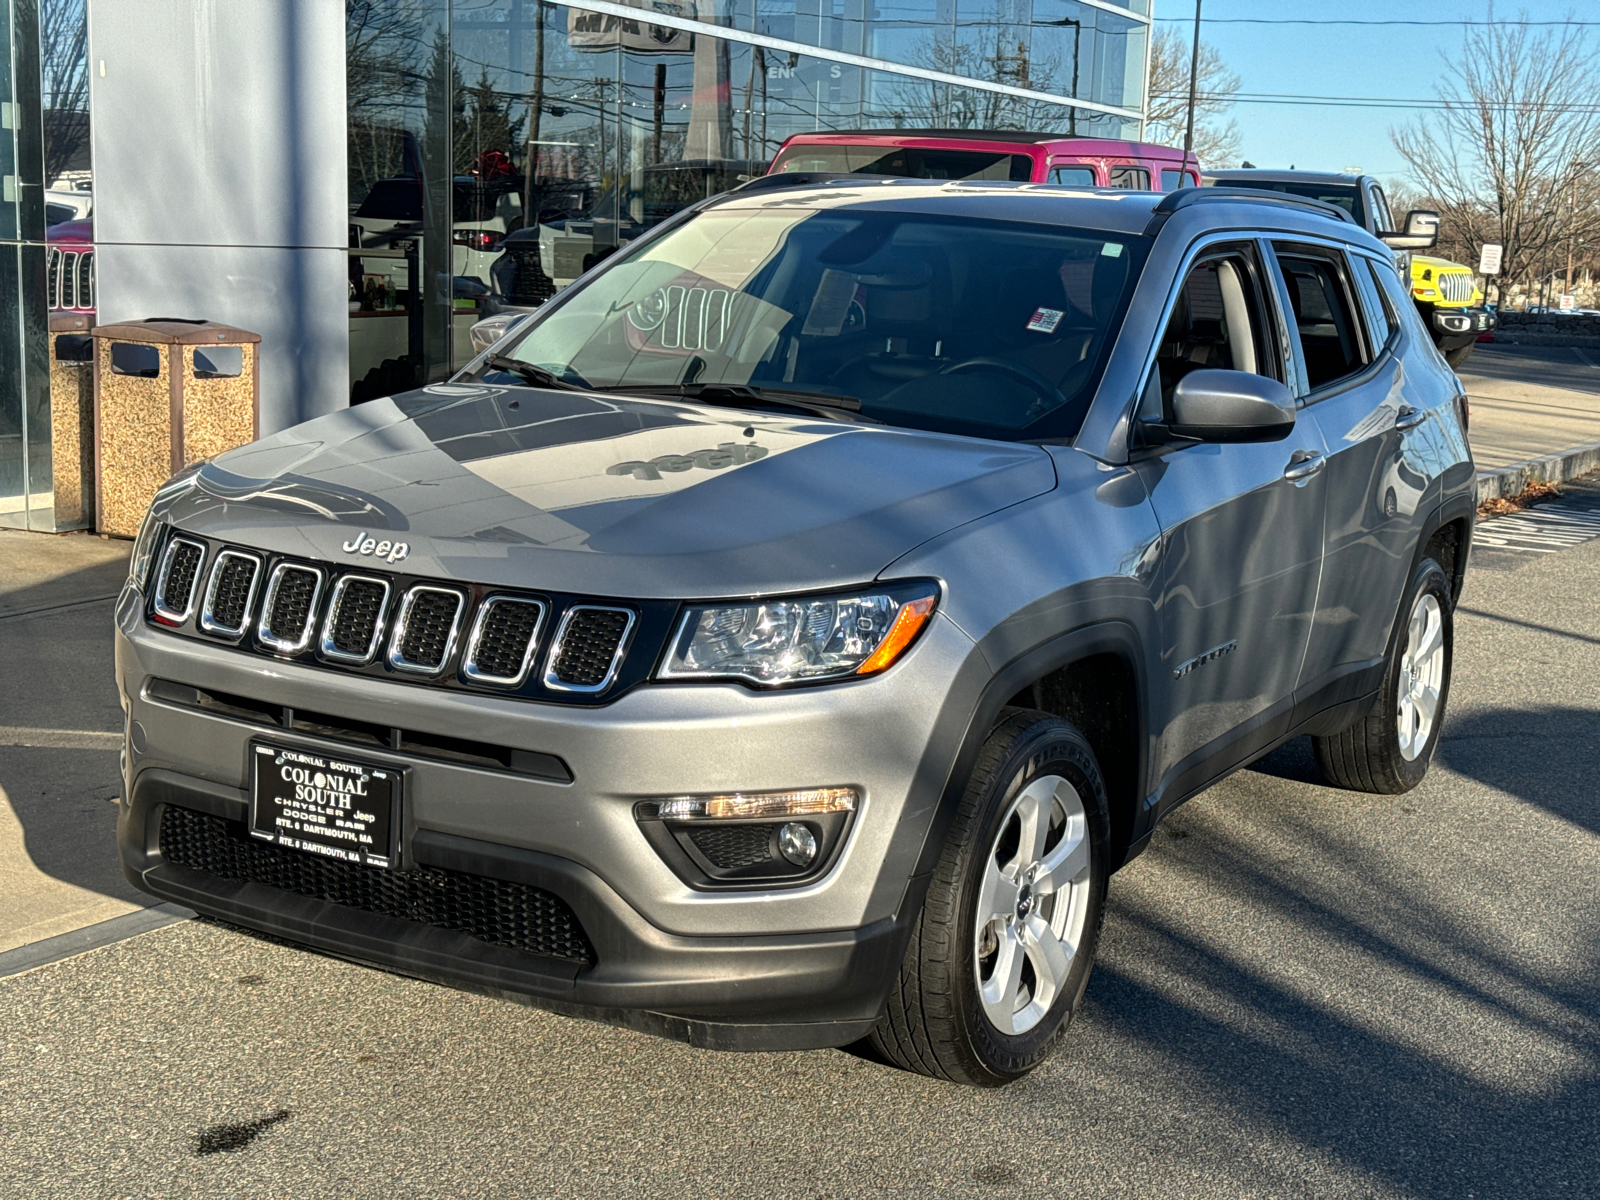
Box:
[869,710,1109,1086]
[1313,557,1454,793]
[1444,343,1474,369]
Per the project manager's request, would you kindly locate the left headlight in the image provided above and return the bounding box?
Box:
[658,583,939,686]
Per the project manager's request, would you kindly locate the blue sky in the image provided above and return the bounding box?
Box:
[1150,0,1518,184]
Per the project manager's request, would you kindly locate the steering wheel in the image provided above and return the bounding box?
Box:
[936,357,1068,409]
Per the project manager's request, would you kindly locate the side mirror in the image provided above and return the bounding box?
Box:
[1153,369,1296,444]
[1380,209,1439,250]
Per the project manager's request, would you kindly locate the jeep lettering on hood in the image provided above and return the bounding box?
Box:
[174,385,1057,599]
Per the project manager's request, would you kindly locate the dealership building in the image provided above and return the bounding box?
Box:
[0,0,1151,532]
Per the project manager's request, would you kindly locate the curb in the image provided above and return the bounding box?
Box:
[1476,438,1600,503]
[0,903,194,979]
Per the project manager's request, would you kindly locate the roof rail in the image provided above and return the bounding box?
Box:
[730,171,891,195]
[1151,186,1354,224]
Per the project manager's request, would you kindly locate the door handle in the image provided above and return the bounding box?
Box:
[1394,404,1427,430]
[1283,449,1325,481]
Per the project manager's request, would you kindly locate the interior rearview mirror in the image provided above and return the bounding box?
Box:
[1380,209,1440,251]
[1152,369,1296,444]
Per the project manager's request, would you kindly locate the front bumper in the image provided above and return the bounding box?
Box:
[114,583,985,1047]
[1418,302,1494,352]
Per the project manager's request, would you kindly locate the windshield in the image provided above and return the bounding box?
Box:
[770,144,1034,182]
[491,206,1149,442]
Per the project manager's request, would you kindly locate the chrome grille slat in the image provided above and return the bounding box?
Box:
[319,574,391,664]
[153,537,207,624]
[462,596,546,687]
[387,586,466,675]
[199,550,262,637]
[544,605,635,693]
[256,564,325,654]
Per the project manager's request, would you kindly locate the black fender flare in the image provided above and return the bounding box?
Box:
[908,619,1151,886]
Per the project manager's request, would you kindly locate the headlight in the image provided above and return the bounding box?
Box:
[658,583,938,686]
[128,511,163,590]
[468,310,532,355]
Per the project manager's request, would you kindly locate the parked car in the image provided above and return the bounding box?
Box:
[349,176,521,286]
[1201,169,1492,366]
[1409,255,1492,368]
[768,128,1203,190]
[45,186,92,227]
[117,180,1474,1087]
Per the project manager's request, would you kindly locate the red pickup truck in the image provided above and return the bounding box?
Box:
[767,129,1201,190]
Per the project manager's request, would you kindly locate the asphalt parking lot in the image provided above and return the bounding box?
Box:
[2,484,1598,1199]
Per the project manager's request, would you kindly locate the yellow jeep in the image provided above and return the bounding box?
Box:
[1409,255,1494,369]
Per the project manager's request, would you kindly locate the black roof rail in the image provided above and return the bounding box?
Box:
[1151,186,1354,224]
[730,171,893,195]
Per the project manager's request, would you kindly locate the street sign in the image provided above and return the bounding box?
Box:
[1560,294,1577,312]
[1477,243,1503,275]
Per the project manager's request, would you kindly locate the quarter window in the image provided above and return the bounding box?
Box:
[1274,248,1370,392]
[1160,169,1197,191]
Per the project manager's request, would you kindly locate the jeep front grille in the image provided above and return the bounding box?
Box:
[1437,273,1474,303]
[258,564,324,653]
[389,586,465,674]
[321,575,390,664]
[199,550,262,637]
[463,596,545,686]
[159,805,595,964]
[545,605,635,692]
[153,538,207,624]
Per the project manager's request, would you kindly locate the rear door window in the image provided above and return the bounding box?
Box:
[1160,169,1198,191]
[1109,166,1151,190]
[1272,246,1371,392]
[1049,165,1097,186]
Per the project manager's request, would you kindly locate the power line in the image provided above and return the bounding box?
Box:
[1151,90,1600,113]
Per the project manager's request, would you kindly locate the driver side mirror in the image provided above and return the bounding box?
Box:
[1146,369,1296,445]
[1380,209,1439,250]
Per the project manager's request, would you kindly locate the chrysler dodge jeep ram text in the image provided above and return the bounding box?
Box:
[116,179,1475,1086]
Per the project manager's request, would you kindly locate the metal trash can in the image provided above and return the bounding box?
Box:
[92,318,261,536]
[48,313,96,529]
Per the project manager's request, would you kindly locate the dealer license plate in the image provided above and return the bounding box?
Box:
[249,742,400,868]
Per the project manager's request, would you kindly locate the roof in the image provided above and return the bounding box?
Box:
[783,129,1077,145]
[1204,169,1364,187]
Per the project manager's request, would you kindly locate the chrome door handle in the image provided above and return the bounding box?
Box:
[1283,449,1325,481]
[1395,404,1427,430]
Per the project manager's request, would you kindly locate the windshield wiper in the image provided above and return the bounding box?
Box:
[602,382,874,423]
[480,354,589,391]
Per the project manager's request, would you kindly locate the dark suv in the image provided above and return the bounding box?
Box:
[116,179,1475,1087]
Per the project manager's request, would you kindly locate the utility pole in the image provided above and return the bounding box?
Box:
[1183,0,1202,172]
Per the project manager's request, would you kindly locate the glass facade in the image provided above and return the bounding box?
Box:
[1,0,88,532]
[347,0,1148,397]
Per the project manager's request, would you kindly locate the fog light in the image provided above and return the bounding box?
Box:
[778,822,818,866]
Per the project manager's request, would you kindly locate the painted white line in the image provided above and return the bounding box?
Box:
[0,727,122,750]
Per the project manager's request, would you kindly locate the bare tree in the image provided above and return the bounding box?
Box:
[1143,26,1241,169]
[1391,13,1600,299]
[40,0,89,186]
[881,36,1078,134]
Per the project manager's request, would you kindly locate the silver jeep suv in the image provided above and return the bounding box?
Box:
[116,180,1475,1086]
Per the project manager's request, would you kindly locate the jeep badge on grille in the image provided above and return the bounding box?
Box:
[341,531,410,564]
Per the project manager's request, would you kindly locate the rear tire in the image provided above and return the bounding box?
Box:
[869,709,1109,1086]
[1312,557,1453,794]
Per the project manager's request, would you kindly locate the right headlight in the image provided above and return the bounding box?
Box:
[657,583,939,687]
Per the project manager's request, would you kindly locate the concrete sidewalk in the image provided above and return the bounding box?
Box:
[0,529,147,952]
[1456,344,1600,499]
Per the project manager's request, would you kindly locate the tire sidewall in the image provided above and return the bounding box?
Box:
[1381,558,1455,788]
[950,718,1110,1080]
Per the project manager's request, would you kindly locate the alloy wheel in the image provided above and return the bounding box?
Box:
[1397,591,1446,761]
[973,773,1092,1035]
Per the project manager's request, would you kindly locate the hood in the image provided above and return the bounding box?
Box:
[161,383,1056,599]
